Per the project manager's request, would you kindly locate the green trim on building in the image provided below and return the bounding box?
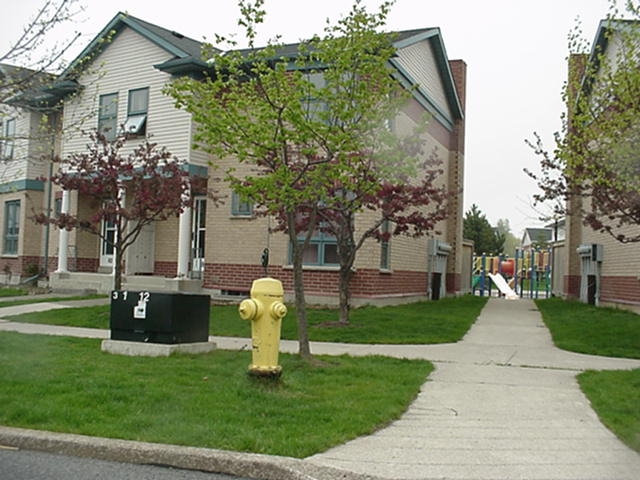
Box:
[0,179,45,193]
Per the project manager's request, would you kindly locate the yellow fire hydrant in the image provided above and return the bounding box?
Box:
[239,277,287,377]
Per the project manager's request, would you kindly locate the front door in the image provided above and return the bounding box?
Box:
[191,198,206,278]
[100,218,116,271]
[127,222,155,274]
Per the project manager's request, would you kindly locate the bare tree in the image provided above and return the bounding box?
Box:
[1,0,82,102]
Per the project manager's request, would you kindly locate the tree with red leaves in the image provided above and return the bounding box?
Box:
[288,151,447,324]
[34,130,199,290]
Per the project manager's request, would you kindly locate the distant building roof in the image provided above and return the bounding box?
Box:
[521,227,553,247]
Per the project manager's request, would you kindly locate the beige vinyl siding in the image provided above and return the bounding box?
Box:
[0,112,28,182]
[395,39,453,121]
[580,224,640,278]
[0,109,50,182]
[62,27,197,164]
[25,111,54,180]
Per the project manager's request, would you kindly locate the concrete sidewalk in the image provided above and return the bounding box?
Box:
[1,297,639,479]
[307,298,640,480]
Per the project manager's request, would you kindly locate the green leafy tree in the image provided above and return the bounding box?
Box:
[526,0,640,243]
[169,0,445,349]
[463,204,501,254]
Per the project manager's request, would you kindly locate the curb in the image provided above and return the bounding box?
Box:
[0,426,382,480]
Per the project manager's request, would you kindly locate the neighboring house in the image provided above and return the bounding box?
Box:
[545,218,565,243]
[521,228,553,250]
[2,12,467,305]
[0,64,57,284]
[553,19,640,312]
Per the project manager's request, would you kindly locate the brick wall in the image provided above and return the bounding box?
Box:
[154,261,177,278]
[204,263,428,299]
[600,275,640,306]
[564,274,581,299]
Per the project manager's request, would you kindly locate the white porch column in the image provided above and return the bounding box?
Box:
[176,206,192,278]
[55,190,70,273]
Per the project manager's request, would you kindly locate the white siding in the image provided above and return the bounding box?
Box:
[0,111,28,182]
[395,39,453,120]
[62,27,202,165]
[0,109,51,183]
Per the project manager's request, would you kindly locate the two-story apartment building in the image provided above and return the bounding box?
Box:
[0,64,58,284]
[2,12,467,305]
[553,19,640,312]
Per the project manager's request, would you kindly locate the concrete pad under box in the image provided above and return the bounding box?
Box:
[101,339,216,357]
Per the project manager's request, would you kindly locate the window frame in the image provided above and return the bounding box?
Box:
[98,93,118,141]
[380,220,391,270]
[2,118,16,160]
[231,191,253,217]
[191,196,206,277]
[292,229,339,267]
[124,87,149,136]
[3,200,20,256]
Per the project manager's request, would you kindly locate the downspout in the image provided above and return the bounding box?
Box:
[42,111,58,277]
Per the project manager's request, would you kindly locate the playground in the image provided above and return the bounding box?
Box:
[472,249,552,299]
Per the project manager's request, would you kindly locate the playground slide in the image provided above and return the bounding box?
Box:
[487,272,518,299]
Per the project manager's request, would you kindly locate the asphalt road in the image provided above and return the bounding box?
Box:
[0,447,251,480]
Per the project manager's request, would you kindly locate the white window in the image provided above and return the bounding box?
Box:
[191,197,206,276]
[124,88,149,136]
[231,191,253,217]
[2,118,16,159]
[4,200,20,255]
[98,93,118,141]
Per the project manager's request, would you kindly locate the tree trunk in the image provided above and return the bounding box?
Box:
[113,245,123,291]
[338,263,353,324]
[292,249,311,358]
[287,212,312,359]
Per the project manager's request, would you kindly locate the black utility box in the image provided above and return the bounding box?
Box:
[110,291,210,344]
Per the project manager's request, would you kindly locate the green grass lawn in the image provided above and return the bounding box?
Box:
[578,369,640,453]
[4,295,488,345]
[535,297,640,359]
[0,293,106,309]
[0,287,29,297]
[0,331,432,458]
[535,297,640,453]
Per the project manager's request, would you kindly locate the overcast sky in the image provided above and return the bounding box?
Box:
[1,0,618,237]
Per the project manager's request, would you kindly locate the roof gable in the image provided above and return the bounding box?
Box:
[390,28,464,127]
[61,12,208,79]
[220,27,464,127]
[522,228,552,245]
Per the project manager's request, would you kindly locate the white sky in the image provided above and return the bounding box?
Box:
[1,0,617,237]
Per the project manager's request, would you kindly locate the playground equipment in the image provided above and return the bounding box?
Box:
[472,249,552,299]
[487,272,518,299]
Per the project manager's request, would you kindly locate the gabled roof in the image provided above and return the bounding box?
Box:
[225,27,464,123]
[389,27,464,123]
[15,12,464,123]
[62,12,211,78]
[522,228,552,244]
[1,63,61,109]
[581,18,639,96]
[588,19,637,67]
